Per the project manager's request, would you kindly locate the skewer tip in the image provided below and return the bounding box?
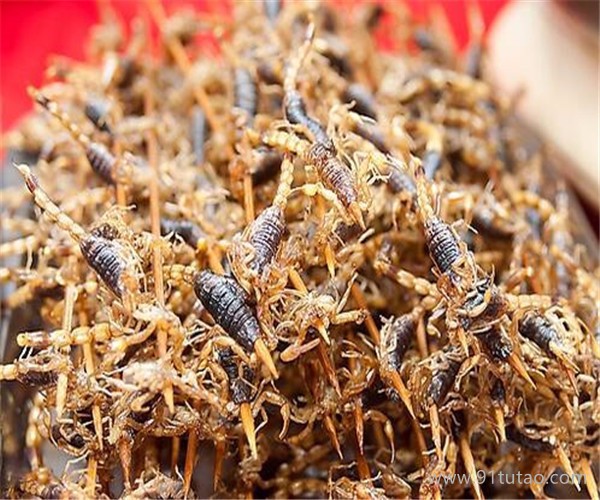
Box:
[324,244,336,278]
[323,415,343,459]
[240,402,257,458]
[161,379,175,414]
[460,434,484,500]
[390,371,416,419]
[315,320,331,346]
[183,431,199,495]
[555,446,579,490]
[254,338,279,379]
[508,353,536,389]
[493,407,506,442]
[348,202,366,230]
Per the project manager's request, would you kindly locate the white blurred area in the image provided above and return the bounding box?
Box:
[488,1,599,206]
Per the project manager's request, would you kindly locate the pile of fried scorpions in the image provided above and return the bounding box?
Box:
[1,1,598,498]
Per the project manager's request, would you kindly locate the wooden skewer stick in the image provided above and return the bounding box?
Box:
[144,83,174,415]
[56,284,77,418]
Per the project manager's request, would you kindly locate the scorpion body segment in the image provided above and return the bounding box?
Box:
[427,349,462,406]
[30,88,118,184]
[422,150,443,180]
[424,216,462,276]
[160,218,205,249]
[506,426,555,453]
[518,312,562,355]
[475,325,513,361]
[343,83,378,120]
[85,142,118,184]
[79,235,129,298]
[0,354,66,387]
[194,271,260,353]
[304,142,363,226]
[284,90,332,148]
[234,67,258,123]
[387,168,417,196]
[15,164,87,242]
[218,348,255,405]
[354,121,390,154]
[247,205,285,273]
[379,312,418,371]
[17,166,136,299]
[84,97,112,134]
[251,148,283,185]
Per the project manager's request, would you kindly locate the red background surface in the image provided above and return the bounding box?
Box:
[0,0,507,132]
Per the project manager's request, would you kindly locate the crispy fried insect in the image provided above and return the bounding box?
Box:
[353,120,390,156]
[505,425,555,453]
[2,3,598,498]
[474,323,513,362]
[247,205,285,273]
[304,142,365,228]
[79,234,131,297]
[217,347,259,456]
[284,90,331,148]
[518,311,575,368]
[0,352,67,387]
[378,309,420,370]
[255,155,293,261]
[16,164,140,299]
[283,22,332,148]
[387,164,417,196]
[218,347,255,405]
[377,308,422,416]
[250,147,283,184]
[9,468,77,499]
[338,109,390,157]
[343,83,378,120]
[281,286,366,361]
[51,419,95,456]
[424,215,462,277]
[471,203,518,241]
[125,471,191,499]
[84,96,113,134]
[160,217,206,249]
[193,270,278,378]
[17,323,117,349]
[262,130,365,228]
[29,88,123,184]
[234,67,258,124]
[412,346,465,456]
[413,159,464,281]
[426,347,463,408]
[414,121,443,180]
